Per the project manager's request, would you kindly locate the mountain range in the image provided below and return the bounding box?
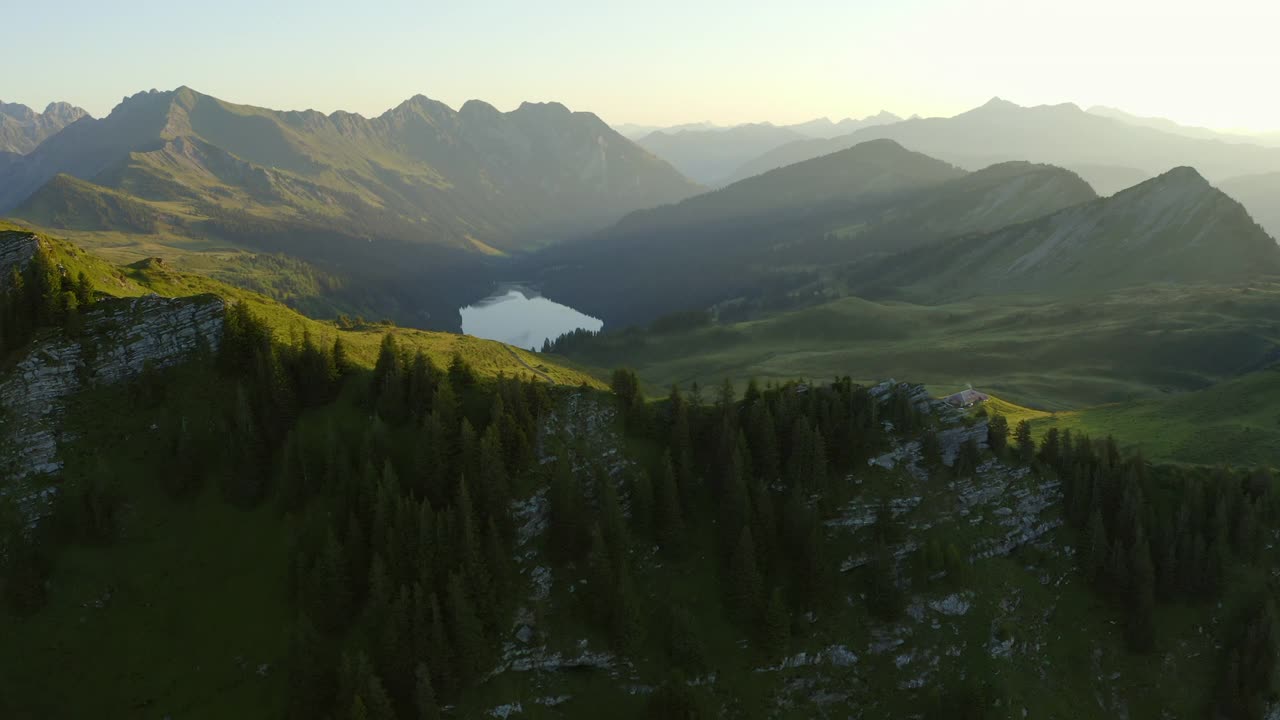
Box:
[0,100,88,155]
[1088,105,1280,147]
[852,166,1280,302]
[613,111,901,142]
[0,87,698,253]
[630,112,902,184]
[722,99,1280,206]
[1220,172,1280,240]
[529,140,1098,327]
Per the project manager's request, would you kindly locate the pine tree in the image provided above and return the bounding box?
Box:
[286,614,335,719]
[1126,530,1156,652]
[630,470,654,538]
[1085,504,1105,589]
[728,527,764,622]
[811,430,829,494]
[372,333,407,422]
[867,541,904,620]
[548,452,586,562]
[761,587,791,658]
[921,429,942,468]
[786,416,813,489]
[586,523,615,625]
[987,413,1009,456]
[414,662,440,720]
[612,562,645,654]
[656,451,686,555]
[748,403,780,483]
[313,529,351,631]
[447,573,489,686]
[448,352,477,389]
[1015,420,1035,463]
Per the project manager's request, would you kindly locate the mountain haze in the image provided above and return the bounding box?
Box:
[786,111,903,139]
[635,123,807,185]
[855,167,1280,301]
[1088,105,1280,147]
[0,101,89,154]
[530,142,1096,327]
[0,87,699,252]
[630,112,903,184]
[1220,172,1280,240]
[725,99,1280,201]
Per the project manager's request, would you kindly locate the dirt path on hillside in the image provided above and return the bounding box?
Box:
[505,346,555,384]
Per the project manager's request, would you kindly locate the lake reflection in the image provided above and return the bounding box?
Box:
[459,288,603,350]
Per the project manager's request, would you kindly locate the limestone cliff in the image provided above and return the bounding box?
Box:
[0,231,38,282]
[0,294,225,517]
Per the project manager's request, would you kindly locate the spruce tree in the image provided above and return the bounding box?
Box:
[1015,420,1035,463]
[414,662,440,720]
[1090,507,1111,586]
[762,587,791,658]
[612,563,645,654]
[728,527,764,623]
[447,573,489,686]
[987,413,1009,456]
[1126,531,1156,652]
[656,451,686,555]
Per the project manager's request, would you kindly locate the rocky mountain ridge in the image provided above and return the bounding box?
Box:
[0,282,224,518]
[0,101,89,154]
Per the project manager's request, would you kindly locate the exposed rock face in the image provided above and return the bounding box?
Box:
[0,232,39,283]
[0,101,89,155]
[0,294,225,518]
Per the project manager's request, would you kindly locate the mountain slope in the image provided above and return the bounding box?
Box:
[786,111,903,138]
[1088,105,1280,147]
[725,98,1280,189]
[0,101,89,154]
[0,87,699,251]
[1220,172,1280,240]
[529,143,1097,328]
[636,123,807,185]
[856,167,1280,302]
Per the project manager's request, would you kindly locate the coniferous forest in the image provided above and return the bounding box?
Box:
[9,25,1280,716]
[4,250,1279,717]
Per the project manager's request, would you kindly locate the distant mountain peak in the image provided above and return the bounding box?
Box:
[459,99,500,116]
[1138,166,1212,192]
[980,97,1021,111]
[515,101,571,115]
[0,99,92,154]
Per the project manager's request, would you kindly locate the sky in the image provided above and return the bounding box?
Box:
[8,0,1280,132]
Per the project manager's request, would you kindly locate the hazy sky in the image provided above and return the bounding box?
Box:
[8,0,1280,131]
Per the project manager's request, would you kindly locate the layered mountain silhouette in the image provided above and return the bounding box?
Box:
[724,99,1280,203]
[854,167,1280,302]
[0,87,699,252]
[1220,173,1280,239]
[529,141,1095,327]
[786,111,903,139]
[630,112,902,184]
[636,123,807,184]
[613,121,721,140]
[1088,106,1280,147]
[0,100,89,154]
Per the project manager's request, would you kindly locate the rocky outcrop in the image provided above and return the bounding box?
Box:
[0,294,225,518]
[0,232,38,284]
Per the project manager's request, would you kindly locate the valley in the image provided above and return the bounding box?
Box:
[4,76,1280,720]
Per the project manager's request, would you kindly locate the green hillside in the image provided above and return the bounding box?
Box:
[852,167,1280,303]
[549,280,1280,410]
[0,224,605,385]
[1034,364,1280,468]
[2,87,698,250]
[0,87,701,331]
[531,143,1095,329]
[0,100,88,155]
